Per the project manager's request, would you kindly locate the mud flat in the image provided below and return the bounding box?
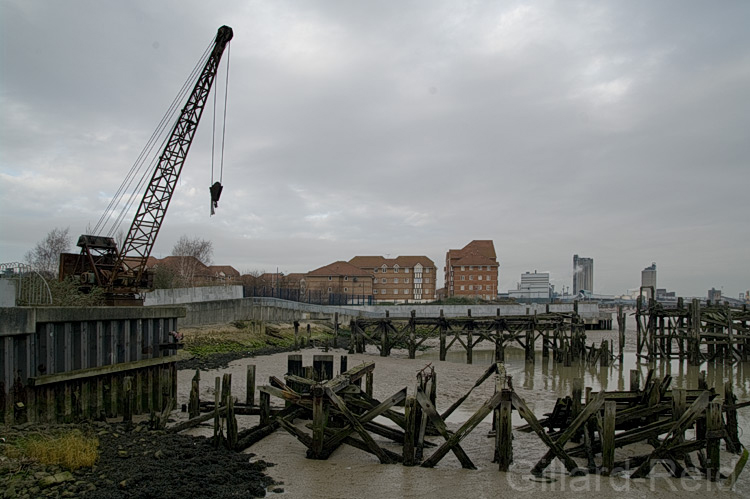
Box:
[176,322,750,498]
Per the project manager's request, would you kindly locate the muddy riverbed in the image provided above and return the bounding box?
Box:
[173,322,750,498]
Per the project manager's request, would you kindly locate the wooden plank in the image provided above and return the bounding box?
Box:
[27,355,177,387]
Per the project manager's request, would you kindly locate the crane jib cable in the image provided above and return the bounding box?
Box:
[92,36,215,237]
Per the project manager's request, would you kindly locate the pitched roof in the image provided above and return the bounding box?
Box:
[208,265,240,277]
[349,255,435,268]
[447,240,497,264]
[144,256,213,277]
[307,261,373,277]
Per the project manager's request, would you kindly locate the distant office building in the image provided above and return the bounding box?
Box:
[708,287,722,302]
[508,271,551,302]
[641,263,657,299]
[573,254,594,295]
[444,240,499,300]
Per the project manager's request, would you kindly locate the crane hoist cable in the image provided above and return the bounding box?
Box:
[210,43,230,215]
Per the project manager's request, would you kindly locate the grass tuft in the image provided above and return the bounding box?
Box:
[4,430,99,470]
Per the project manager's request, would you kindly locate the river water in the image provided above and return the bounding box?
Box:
[177,321,750,498]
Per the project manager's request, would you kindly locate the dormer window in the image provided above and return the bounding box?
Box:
[394,264,399,273]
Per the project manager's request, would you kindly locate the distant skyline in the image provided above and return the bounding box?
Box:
[1,1,748,298]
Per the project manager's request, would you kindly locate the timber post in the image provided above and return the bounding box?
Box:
[439,309,447,361]
[246,364,256,406]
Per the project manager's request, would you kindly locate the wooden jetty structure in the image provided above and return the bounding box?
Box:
[635,295,750,363]
[174,354,748,486]
[349,307,587,364]
[1,307,184,424]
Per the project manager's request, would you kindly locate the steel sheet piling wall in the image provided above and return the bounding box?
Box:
[1,306,185,424]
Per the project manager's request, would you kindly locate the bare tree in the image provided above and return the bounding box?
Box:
[25,227,72,278]
[172,235,213,264]
[171,235,214,286]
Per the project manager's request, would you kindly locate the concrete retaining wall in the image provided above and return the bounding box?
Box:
[143,285,243,306]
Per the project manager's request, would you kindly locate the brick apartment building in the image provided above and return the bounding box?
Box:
[444,240,499,300]
[301,261,374,300]
[349,256,437,303]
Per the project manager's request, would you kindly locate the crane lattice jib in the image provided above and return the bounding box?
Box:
[115,25,233,286]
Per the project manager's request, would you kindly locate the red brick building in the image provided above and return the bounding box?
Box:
[301,261,374,301]
[349,256,437,303]
[444,240,499,300]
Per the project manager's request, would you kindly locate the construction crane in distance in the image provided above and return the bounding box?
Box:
[59,25,233,305]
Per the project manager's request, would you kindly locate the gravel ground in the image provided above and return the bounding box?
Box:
[1,421,278,498]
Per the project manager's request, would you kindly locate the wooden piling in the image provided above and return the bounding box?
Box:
[122,376,133,424]
[313,355,334,381]
[246,365,256,406]
[439,310,447,361]
[601,400,616,475]
[333,312,339,348]
[213,376,221,445]
[311,386,327,458]
[260,390,271,426]
[629,369,641,392]
[403,395,417,466]
[706,400,722,481]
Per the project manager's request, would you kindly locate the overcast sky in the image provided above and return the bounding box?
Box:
[1,1,748,298]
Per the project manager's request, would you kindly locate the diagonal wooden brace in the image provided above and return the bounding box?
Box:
[531,390,606,475]
[421,390,503,468]
[415,388,475,469]
[325,387,393,464]
[511,392,584,476]
[630,391,710,479]
[323,387,407,453]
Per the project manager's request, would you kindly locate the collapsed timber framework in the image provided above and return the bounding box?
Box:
[636,295,750,364]
[349,308,589,364]
[178,354,748,486]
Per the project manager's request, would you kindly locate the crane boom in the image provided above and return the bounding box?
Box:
[115,25,233,286]
[59,25,233,305]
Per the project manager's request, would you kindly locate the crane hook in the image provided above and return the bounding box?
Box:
[210,181,223,215]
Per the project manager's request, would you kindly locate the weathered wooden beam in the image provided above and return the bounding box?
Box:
[422,390,503,469]
[322,388,406,453]
[630,391,710,478]
[531,391,605,475]
[440,362,497,421]
[27,355,176,386]
[415,388,475,469]
[512,391,584,476]
[325,388,392,464]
